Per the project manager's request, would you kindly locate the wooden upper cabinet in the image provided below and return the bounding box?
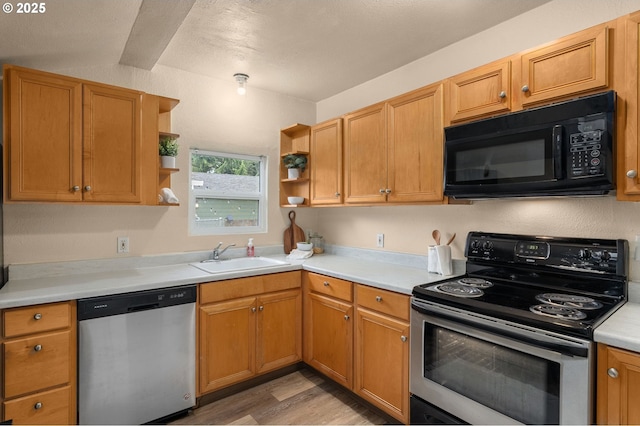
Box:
[3,65,145,204]
[310,118,343,205]
[446,59,511,124]
[514,23,610,109]
[343,102,387,204]
[387,82,444,203]
[83,83,142,203]
[5,66,83,202]
[597,344,640,424]
[617,13,640,200]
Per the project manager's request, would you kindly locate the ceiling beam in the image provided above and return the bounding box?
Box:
[119,0,196,70]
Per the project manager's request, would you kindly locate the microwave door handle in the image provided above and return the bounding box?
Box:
[552,125,563,180]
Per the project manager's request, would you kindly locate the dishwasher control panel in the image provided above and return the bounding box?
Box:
[78,285,197,320]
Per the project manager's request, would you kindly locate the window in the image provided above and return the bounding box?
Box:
[189,149,267,235]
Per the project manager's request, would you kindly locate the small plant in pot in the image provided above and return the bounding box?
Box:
[283,154,307,179]
[159,136,178,168]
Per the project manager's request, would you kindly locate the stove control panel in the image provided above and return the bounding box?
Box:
[465,231,627,276]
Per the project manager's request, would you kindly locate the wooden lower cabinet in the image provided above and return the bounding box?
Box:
[198,272,302,395]
[597,343,640,424]
[354,285,410,424]
[1,301,77,425]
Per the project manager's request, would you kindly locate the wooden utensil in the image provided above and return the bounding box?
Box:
[284,210,306,254]
[446,233,456,246]
[432,229,441,245]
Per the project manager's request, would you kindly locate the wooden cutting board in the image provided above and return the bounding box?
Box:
[284,210,305,254]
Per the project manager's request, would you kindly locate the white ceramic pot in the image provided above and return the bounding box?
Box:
[161,156,176,169]
[287,168,300,179]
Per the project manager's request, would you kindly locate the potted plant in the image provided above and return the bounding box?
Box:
[159,135,178,168]
[282,153,307,179]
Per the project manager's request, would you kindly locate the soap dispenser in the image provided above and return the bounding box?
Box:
[247,238,255,257]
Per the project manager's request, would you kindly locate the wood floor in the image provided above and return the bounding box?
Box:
[171,368,389,425]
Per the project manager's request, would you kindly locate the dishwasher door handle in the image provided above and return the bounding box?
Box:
[127,303,160,313]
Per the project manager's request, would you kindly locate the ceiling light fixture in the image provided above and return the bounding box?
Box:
[234,73,249,95]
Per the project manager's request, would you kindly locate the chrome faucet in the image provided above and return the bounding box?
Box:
[213,242,236,260]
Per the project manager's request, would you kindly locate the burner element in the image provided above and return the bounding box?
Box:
[458,277,493,288]
[536,293,603,310]
[530,304,587,320]
[432,283,484,298]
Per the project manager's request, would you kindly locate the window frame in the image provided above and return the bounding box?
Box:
[189,149,268,236]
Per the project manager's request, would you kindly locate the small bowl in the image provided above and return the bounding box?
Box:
[297,242,313,251]
[288,196,304,205]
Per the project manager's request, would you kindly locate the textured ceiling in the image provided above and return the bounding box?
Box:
[0,0,550,102]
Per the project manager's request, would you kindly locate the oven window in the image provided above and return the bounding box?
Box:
[424,325,560,424]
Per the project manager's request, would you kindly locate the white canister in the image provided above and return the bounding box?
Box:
[428,245,453,275]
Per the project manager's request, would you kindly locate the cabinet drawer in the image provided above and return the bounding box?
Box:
[3,385,71,425]
[3,302,71,338]
[307,273,353,302]
[356,284,410,321]
[200,271,301,304]
[4,330,71,398]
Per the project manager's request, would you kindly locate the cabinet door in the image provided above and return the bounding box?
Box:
[343,102,387,204]
[597,344,640,425]
[83,83,142,203]
[306,293,353,389]
[446,59,511,123]
[387,83,444,203]
[198,297,256,394]
[310,118,343,205]
[618,14,640,199]
[516,24,609,108]
[5,67,83,202]
[256,289,302,374]
[355,308,409,423]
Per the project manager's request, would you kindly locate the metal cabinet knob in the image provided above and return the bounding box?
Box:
[72,185,80,192]
[34,313,42,320]
[607,367,619,378]
[499,91,507,99]
[521,85,530,93]
[34,402,43,410]
[385,189,391,194]
[627,169,638,178]
[84,185,92,192]
[400,335,407,342]
[259,306,264,311]
[34,344,42,352]
[375,296,382,302]
[251,307,257,313]
[379,189,385,194]
[335,192,340,197]
[344,315,350,321]
[323,281,330,287]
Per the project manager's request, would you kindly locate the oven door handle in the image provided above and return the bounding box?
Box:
[411,301,589,358]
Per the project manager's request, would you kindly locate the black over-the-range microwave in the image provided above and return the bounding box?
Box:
[443,90,616,199]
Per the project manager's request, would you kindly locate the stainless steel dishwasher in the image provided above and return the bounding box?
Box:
[77,285,197,425]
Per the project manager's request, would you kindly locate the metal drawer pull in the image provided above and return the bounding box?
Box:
[34,402,43,410]
[375,296,382,302]
[344,315,350,321]
[401,335,407,342]
[323,281,330,286]
[34,313,42,320]
[499,91,506,99]
[34,344,42,352]
[607,367,619,378]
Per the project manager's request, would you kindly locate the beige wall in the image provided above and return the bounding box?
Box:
[3,64,319,265]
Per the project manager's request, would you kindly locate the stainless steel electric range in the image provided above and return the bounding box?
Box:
[410,231,628,425]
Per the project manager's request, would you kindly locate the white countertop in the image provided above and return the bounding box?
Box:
[0,249,464,309]
[594,302,640,353]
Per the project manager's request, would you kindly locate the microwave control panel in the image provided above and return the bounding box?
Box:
[569,119,605,179]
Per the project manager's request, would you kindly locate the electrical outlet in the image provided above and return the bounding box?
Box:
[117,236,129,254]
[376,233,384,248]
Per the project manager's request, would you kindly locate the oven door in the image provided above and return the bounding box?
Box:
[410,299,593,425]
